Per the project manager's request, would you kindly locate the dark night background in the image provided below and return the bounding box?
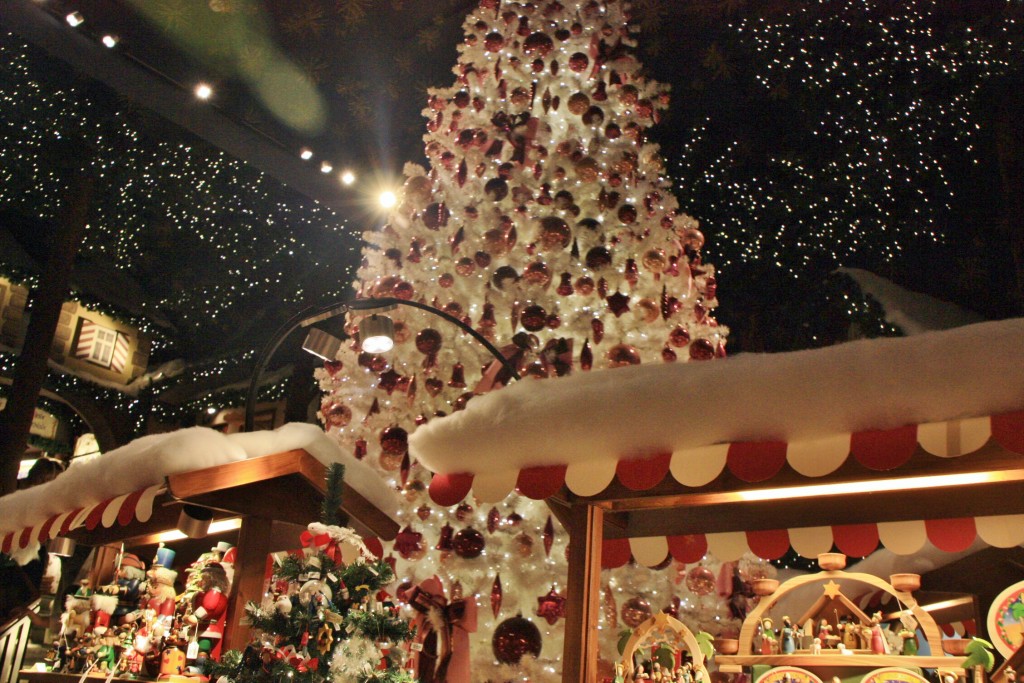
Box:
[0,0,1021,441]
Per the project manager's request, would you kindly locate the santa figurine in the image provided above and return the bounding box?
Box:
[63,583,93,641]
[185,562,231,659]
[91,592,118,636]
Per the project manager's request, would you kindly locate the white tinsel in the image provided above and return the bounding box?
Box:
[330,634,381,682]
[306,522,376,562]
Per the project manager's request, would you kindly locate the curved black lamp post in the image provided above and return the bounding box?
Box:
[244,297,521,431]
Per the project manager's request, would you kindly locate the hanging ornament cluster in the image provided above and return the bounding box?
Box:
[310,0,735,677]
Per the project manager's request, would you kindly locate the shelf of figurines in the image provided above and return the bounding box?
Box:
[712,553,969,681]
[24,541,238,683]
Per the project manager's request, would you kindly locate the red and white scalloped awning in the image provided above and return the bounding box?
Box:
[428,411,1024,506]
[1,484,164,554]
[598,513,1024,567]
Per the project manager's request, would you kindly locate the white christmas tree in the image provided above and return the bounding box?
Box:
[317,1,731,679]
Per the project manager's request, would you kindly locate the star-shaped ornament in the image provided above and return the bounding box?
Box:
[536,587,567,626]
[607,290,631,317]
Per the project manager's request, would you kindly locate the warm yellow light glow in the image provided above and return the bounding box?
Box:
[101,35,118,48]
[320,161,333,174]
[150,517,241,543]
[340,170,356,186]
[299,148,313,160]
[195,83,213,100]
[919,596,974,613]
[378,190,397,208]
[66,12,84,27]
[736,471,1005,502]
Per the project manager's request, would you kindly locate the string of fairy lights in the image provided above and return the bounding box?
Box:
[673,0,1021,281]
[0,34,360,361]
[0,34,366,439]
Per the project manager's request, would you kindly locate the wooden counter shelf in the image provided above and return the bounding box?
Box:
[714,654,967,674]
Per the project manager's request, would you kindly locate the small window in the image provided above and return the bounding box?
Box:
[74,319,129,372]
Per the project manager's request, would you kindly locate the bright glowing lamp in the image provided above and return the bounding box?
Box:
[359,315,395,354]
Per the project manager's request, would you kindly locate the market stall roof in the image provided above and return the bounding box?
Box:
[410,318,1024,564]
[0,423,400,556]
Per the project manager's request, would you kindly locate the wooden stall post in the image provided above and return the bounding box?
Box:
[223,516,273,651]
[562,502,604,683]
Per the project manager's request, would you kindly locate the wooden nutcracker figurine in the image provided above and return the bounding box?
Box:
[143,545,178,631]
[185,562,230,659]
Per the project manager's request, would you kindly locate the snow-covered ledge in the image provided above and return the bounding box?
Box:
[410,318,1024,475]
[0,422,399,540]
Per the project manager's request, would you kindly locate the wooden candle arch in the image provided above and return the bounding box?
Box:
[619,612,712,680]
[716,564,965,681]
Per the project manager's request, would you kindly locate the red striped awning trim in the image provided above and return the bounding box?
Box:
[428,411,1024,505]
[0,485,164,554]
[596,512,1024,568]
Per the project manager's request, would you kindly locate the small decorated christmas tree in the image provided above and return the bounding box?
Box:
[212,465,416,683]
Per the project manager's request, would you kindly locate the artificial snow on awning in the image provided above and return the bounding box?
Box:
[0,423,400,555]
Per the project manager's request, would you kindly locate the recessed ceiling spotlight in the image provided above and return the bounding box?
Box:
[101,35,118,48]
[66,11,85,27]
[339,170,356,186]
[299,148,314,160]
[194,83,213,100]
[320,161,333,174]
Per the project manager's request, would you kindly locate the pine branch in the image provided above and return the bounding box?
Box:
[321,463,347,527]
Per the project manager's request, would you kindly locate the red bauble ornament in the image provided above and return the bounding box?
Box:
[537,216,572,251]
[484,31,505,52]
[415,328,443,355]
[568,52,589,72]
[585,246,612,270]
[523,261,552,287]
[607,344,641,368]
[321,400,352,427]
[669,326,691,348]
[574,276,595,296]
[523,31,554,57]
[680,227,705,251]
[620,596,652,628]
[492,615,543,664]
[520,304,547,331]
[421,202,450,230]
[686,565,716,595]
[492,265,520,289]
[536,587,567,625]
[591,318,604,344]
[662,346,677,363]
[323,359,343,376]
[689,338,716,361]
[380,426,409,456]
[453,527,485,558]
